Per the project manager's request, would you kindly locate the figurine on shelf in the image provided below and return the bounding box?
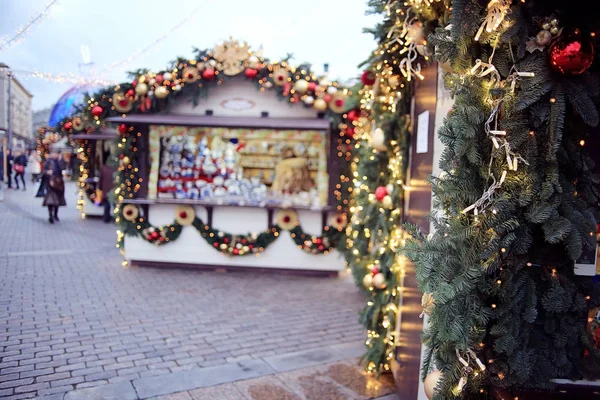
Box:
[196,183,210,200]
[272,147,314,194]
[202,156,218,176]
[175,183,186,199]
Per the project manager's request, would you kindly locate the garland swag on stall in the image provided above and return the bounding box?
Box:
[119,204,345,256]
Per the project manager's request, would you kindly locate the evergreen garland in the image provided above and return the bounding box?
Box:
[401,0,600,397]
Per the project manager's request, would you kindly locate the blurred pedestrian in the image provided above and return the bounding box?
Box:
[13,149,27,191]
[99,162,117,223]
[28,150,42,183]
[36,151,66,223]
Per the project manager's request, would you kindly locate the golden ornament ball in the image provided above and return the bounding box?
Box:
[362,273,373,289]
[135,83,149,96]
[220,243,228,250]
[293,79,309,94]
[371,128,387,151]
[382,195,393,208]
[373,273,387,289]
[121,156,130,166]
[154,86,169,99]
[424,370,442,399]
[313,98,328,112]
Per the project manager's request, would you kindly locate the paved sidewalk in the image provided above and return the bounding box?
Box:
[0,183,378,399]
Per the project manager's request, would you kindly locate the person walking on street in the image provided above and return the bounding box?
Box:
[28,150,42,183]
[36,151,66,223]
[99,162,117,223]
[13,150,27,191]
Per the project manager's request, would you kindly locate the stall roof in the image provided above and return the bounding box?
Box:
[71,133,118,140]
[105,114,330,130]
[71,128,118,140]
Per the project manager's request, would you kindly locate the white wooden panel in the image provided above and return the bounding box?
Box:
[168,77,320,119]
[124,204,345,272]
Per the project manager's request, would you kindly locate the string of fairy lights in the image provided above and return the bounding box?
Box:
[9,4,203,86]
[0,0,59,53]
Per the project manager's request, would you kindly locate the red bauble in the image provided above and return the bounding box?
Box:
[155,75,164,84]
[132,79,138,87]
[347,110,360,122]
[344,127,355,137]
[548,31,595,75]
[283,216,291,224]
[315,238,323,245]
[318,245,325,251]
[361,70,376,86]
[223,237,229,244]
[179,211,187,219]
[233,249,239,255]
[63,121,73,130]
[126,89,135,98]
[213,242,219,247]
[118,124,128,135]
[118,99,129,108]
[91,105,103,117]
[334,98,344,108]
[242,239,247,244]
[308,82,317,92]
[375,186,388,201]
[324,94,332,103]
[150,231,160,240]
[372,267,379,275]
[203,69,216,80]
[245,68,258,79]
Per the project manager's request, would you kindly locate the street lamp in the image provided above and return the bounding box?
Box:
[0,63,11,185]
[0,63,12,151]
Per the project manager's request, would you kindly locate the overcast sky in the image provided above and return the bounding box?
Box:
[1,0,380,112]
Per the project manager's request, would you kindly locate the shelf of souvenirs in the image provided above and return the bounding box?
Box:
[120,196,333,212]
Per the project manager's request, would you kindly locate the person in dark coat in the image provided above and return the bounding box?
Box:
[98,162,117,223]
[36,151,66,223]
[13,149,27,191]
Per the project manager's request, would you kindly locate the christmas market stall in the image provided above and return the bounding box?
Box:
[70,128,118,218]
[56,39,356,272]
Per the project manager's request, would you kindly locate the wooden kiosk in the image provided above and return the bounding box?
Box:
[58,40,355,273]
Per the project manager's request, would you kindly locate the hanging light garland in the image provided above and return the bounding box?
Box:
[0,0,59,52]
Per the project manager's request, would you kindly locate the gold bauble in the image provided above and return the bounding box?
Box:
[293,79,309,94]
[371,128,387,151]
[135,83,149,96]
[313,98,328,112]
[122,156,131,166]
[373,273,387,289]
[362,274,373,289]
[424,370,442,399]
[382,195,393,208]
[154,86,169,99]
[220,243,228,250]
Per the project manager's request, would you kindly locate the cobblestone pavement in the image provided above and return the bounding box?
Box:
[0,182,367,399]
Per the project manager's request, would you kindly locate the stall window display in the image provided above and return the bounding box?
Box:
[150,125,329,208]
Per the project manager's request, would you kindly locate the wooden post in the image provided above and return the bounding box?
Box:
[393,63,438,400]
